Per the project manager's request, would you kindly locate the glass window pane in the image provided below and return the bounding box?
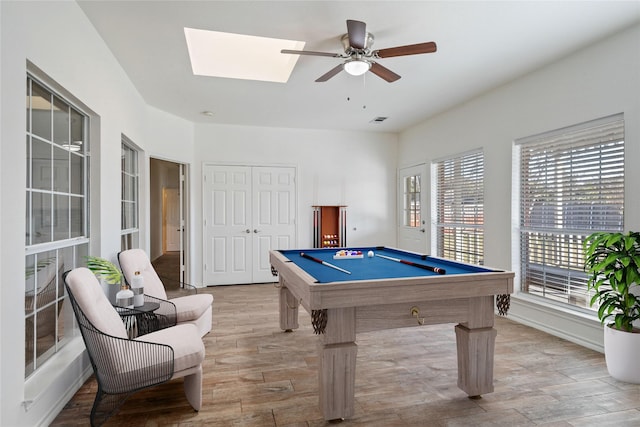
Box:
[26,79,31,133]
[32,139,52,191]
[70,152,83,195]
[76,243,89,268]
[26,136,31,187]
[70,195,84,238]
[53,194,69,240]
[53,145,69,192]
[32,192,52,244]
[53,96,69,146]
[25,254,36,315]
[26,191,31,245]
[70,108,84,151]
[31,82,52,140]
[25,315,35,377]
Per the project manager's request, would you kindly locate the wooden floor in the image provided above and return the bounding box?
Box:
[51,278,640,426]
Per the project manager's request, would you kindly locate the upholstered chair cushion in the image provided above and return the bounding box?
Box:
[117,249,168,300]
[138,324,205,372]
[64,267,128,340]
[171,294,214,323]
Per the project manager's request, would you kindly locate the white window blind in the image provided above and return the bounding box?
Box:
[434,150,484,265]
[516,114,624,308]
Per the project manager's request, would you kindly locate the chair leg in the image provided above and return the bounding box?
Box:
[183,365,203,411]
[90,386,130,427]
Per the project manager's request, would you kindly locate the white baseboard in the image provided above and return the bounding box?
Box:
[506,294,604,353]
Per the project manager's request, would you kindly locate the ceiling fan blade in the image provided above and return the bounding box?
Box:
[315,64,344,82]
[346,19,367,49]
[374,42,437,58]
[369,62,401,83]
[281,49,342,58]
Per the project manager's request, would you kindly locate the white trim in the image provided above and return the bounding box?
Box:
[23,337,92,425]
[514,113,624,146]
[507,293,604,353]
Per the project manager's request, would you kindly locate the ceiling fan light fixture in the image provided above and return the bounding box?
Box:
[343,59,371,76]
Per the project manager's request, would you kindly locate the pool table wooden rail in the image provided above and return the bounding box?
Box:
[270,250,513,311]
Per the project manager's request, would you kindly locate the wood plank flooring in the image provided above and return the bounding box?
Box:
[51,282,640,426]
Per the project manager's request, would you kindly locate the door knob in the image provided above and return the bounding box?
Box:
[245,229,251,234]
[253,229,260,233]
[420,228,425,233]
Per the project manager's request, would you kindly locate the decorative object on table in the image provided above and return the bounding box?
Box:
[131,271,145,307]
[118,249,213,337]
[584,230,640,383]
[86,256,134,309]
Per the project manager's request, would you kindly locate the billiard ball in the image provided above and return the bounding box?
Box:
[367,250,374,258]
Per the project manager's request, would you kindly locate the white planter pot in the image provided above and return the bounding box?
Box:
[604,325,640,384]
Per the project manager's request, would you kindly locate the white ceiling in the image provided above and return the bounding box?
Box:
[77,1,640,133]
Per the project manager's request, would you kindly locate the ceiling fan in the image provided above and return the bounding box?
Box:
[281,19,437,83]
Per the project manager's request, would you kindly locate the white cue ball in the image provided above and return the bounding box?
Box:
[367,250,374,258]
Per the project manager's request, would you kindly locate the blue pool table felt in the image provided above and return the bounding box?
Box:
[279,247,492,283]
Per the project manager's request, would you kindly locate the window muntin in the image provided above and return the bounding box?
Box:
[25,75,90,378]
[516,115,624,308]
[433,150,484,265]
[121,139,139,250]
[403,174,421,227]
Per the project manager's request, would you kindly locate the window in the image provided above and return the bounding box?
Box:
[121,138,139,250]
[403,174,421,227]
[515,114,624,309]
[432,150,484,265]
[25,75,90,378]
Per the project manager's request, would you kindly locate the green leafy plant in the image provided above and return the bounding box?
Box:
[86,256,123,285]
[583,231,640,332]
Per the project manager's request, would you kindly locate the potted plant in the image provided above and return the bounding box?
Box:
[86,256,133,308]
[583,230,640,383]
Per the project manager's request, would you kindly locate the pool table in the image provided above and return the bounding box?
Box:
[269,246,514,421]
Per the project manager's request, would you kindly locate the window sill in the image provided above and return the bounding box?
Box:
[23,337,91,413]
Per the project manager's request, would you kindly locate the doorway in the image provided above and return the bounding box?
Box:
[397,163,428,253]
[150,158,189,290]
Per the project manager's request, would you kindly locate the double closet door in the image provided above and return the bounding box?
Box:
[203,165,296,285]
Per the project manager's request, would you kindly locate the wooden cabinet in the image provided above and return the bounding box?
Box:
[313,206,347,248]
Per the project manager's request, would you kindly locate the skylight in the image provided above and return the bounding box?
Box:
[184,27,305,83]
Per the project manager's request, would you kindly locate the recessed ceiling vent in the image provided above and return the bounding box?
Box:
[370,116,388,123]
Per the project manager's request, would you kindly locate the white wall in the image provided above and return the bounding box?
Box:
[191,124,398,286]
[0,2,194,425]
[398,23,640,351]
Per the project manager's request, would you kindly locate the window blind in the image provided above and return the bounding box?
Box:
[435,150,484,264]
[517,115,624,307]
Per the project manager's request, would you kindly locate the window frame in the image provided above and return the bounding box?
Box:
[25,73,91,378]
[120,136,140,251]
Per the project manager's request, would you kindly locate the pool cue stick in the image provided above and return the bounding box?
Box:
[375,253,446,274]
[300,252,351,275]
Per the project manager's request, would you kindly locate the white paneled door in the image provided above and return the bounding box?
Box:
[203,165,296,285]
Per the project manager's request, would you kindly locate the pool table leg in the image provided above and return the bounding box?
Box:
[318,307,357,421]
[279,285,299,332]
[454,295,497,397]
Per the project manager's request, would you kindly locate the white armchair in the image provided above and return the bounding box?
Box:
[63,268,205,426]
[118,249,213,337]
